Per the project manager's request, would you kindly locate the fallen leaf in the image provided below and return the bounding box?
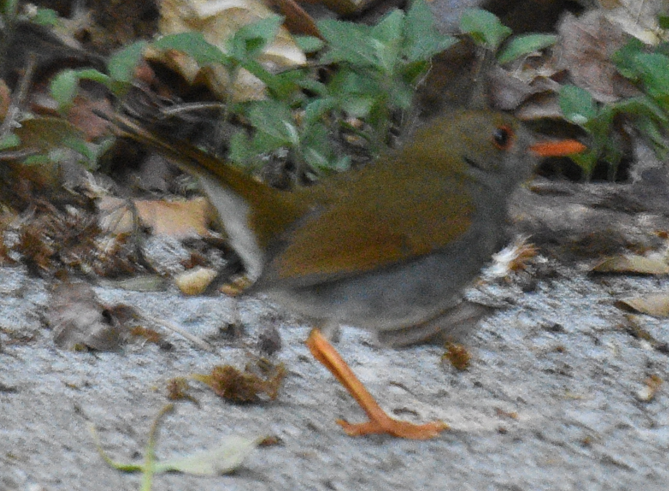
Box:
[615,294,669,317]
[592,254,669,274]
[0,79,10,119]
[66,94,114,140]
[557,10,639,102]
[316,0,376,15]
[174,266,218,295]
[193,359,286,403]
[600,0,669,45]
[97,275,169,292]
[636,374,662,402]
[48,282,124,350]
[90,405,262,479]
[441,342,471,370]
[98,196,213,238]
[155,436,263,475]
[150,0,306,101]
[13,117,85,152]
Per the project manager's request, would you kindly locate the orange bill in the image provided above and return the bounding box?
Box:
[530,139,586,157]
[306,329,448,439]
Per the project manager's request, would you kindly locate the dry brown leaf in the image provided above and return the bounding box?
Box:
[488,66,539,111]
[174,266,218,295]
[16,205,138,277]
[316,0,377,15]
[592,254,669,274]
[219,274,253,296]
[48,282,123,350]
[149,0,306,101]
[636,374,662,402]
[265,0,320,38]
[193,359,286,403]
[98,196,213,238]
[615,294,669,317]
[13,117,85,153]
[599,0,669,45]
[66,95,113,140]
[442,342,471,370]
[516,92,564,120]
[136,198,212,237]
[0,79,11,119]
[557,10,639,102]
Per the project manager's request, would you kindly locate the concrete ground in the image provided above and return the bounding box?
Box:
[1,256,667,491]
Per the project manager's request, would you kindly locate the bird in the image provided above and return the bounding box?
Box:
[108,109,585,439]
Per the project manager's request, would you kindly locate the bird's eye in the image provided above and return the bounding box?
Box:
[492,126,514,150]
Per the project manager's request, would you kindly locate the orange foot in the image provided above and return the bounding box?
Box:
[306,329,448,440]
[338,417,448,439]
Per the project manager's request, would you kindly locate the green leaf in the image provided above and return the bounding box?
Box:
[301,123,333,169]
[65,138,98,168]
[372,10,404,76]
[300,122,351,172]
[239,59,304,103]
[228,129,254,165]
[297,78,327,96]
[656,41,669,58]
[263,67,307,100]
[294,35,325,53]
[318,19,377,67]
[154,33,227,65]
[330,154,352,171]
[404,0,457,62]
[636,116,669,160]
[400,60,430,85]
[559,84,597,125]
[460,8,511,51]
[154,436,263,476]
[600,137,623,180]
[342,95,376,118]
[76,69,112,87]
[569,150,598,179]
[14,117,86,153]
[614,96,669,124]
[22,155,52,166]
[388,81,415,110]
[612,38,646,80]
[370,9,404,73]
[329,68,379,97]
[497,34,557,64]
[659,15,669,30]
[230,15,283,60]
[304,97,337,124]
[50,69,79,108]
[32,8,58,25]
[108,41,148,83]
[240,58,282,92]
[89,419,262,478]
[632,53,669,106]
[0,133,19,150]
[250,132,285,153]
[249,100,298,147]
[328,69,380,117]
[371,9,404,45]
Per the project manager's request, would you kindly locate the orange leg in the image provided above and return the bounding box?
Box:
[306,329,448,439]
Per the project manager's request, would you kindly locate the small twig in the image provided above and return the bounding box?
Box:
[159,101,228,117]
[0,53,36,138]
[140,403,175,491]
[142,312,214,352]
[0,148,37,160]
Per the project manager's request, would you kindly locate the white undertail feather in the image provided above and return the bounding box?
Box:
[198,175,264,281]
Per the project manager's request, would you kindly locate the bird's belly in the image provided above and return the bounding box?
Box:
[266,225,498,333]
